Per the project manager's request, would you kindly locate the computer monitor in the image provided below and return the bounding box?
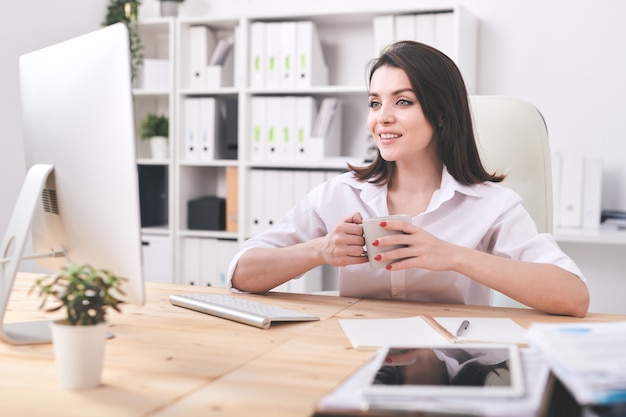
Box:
[0,23,145,345]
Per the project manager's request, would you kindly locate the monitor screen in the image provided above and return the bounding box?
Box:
[0,23,145,344]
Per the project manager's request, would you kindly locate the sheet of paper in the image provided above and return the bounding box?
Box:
[338,316,449,350]
[339,316,528,350]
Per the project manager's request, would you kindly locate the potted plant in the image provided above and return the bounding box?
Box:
[29,264,126,389]
[140,113,169,159]
[102,0,143,82]
[159,0,186,17]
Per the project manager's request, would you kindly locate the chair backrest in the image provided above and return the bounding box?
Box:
[470,95,553,234]
[469,96,553,308]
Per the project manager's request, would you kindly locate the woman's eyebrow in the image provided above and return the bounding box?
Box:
[369,88,414,97]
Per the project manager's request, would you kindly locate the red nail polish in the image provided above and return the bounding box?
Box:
[379,221,387,227]
[374,254,381,261]
[372,240,379,247]
[386,264,392,270]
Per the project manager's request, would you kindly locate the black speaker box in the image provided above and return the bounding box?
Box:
[188,196,225,231]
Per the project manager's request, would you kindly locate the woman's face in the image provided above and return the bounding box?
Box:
[367,65,436,165]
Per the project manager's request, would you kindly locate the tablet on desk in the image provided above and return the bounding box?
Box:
[362,344,525,401]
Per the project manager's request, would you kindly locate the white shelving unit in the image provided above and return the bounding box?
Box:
[136,5,478,287]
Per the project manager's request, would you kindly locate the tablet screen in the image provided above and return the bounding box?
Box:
[363,344,525,399]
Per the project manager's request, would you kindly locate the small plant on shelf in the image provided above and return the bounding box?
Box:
[29,263,126,326]
[102,0,143,82]
[140,113,169,140]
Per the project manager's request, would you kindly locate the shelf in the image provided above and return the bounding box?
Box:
[554,224,626,245]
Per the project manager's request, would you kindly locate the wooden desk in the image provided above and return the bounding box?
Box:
[2,273,624,417]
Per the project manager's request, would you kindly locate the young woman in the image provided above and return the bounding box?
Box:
[227,41,589,317]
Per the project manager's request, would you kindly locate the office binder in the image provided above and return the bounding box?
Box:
[249,21,266,88]
[263,169,280,231]
[250,96,267,161]
[280,21,297,89]
[434,12,455,59]
[276,96,297,161]
[265,22,283,89]
[394,14,416,41]
[199,97,218,161]
[277,170,295,221]
[295,21,328,88]
[189,25,216,89]
[248,169,265,235]
[182,237,203,286]
[295,96,318,162]
[372,15,395,55]
[183,98,200,161]
[265,96,282,160]
[415,13,436,47]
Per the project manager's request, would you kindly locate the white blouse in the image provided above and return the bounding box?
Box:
[227,167,584,306]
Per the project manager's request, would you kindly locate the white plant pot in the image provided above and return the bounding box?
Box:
[149,136,169,160]
[49,320,108,390]
[160,1,179,17]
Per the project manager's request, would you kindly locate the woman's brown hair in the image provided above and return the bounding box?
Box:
[349,40,504,185]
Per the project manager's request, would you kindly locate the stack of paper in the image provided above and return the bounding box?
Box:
[528,321,626,406]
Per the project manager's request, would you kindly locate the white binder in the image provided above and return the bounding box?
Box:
[394,14,416,41]
[280,21,298,89]
[415,13,436,47]
[189,25,216,89]
[183,98,200,161]
[250,96,267,161]
[295,21,328,88]
[265,22,282,89]
[265,96,282,161]
[294,96,318,162]
[263,169,280,231]
[276,96,297,161]
[199,97,218,161]
[248,169,265,236]
[249,22,266,88]
[372,15,395,55]
[434,12,455,59]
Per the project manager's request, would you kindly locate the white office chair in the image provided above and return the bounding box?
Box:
[470,95,553,309]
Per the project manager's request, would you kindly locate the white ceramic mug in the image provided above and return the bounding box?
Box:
[362,214,411,268]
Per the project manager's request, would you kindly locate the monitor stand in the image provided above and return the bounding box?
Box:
[0,164,56,345]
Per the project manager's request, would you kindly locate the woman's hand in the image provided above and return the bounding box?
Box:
[319,212,368,267]
[370,219,460,271]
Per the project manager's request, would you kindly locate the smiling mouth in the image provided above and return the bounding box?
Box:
[380,133,401,139]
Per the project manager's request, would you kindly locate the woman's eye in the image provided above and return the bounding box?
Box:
[368,101,381,109]
[397,99,413,106]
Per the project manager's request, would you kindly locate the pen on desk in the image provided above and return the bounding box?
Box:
[456,319,470,337]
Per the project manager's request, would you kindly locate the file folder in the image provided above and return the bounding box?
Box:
[265,96,282,160]
[189,25,216,89]
[249,22,266,88]
[415,13,436,47]
[280,21,298,89]
[295,96,318,162]
[295,21,328,88]
[250,96,267,161]
[199,97,218,161]
[372,15,395,55]
[276,96,297,161]
[265,22,282,89]
[183,98,200,161]
[394,14,416,41]
[248,169,265,235]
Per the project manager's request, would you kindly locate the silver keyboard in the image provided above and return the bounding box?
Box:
[169,293,320,329]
